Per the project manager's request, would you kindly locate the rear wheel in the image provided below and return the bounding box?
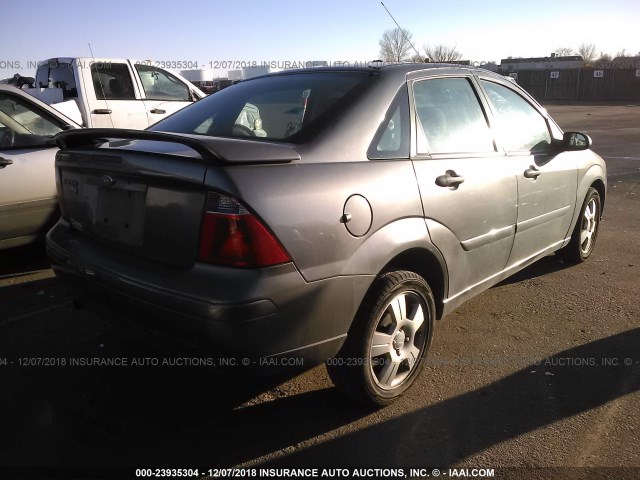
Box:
[557,187,601,263]
[327,271,435,406]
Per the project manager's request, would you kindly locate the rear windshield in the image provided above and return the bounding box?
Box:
[149,71,372,143]
[35,61,78,98]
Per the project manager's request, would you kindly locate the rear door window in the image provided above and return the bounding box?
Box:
[413,77,495,155]
[368,85,410,159]
[35,60,78,98]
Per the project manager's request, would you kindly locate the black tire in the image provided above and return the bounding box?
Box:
[557,187,601,263]
[327,271,435,407]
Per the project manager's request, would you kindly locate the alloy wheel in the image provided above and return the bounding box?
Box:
[369,291,428,389]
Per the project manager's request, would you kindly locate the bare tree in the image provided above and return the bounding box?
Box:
[577,43,597,64]
[596,53,612,63]
[423,44,462,63]
[554,47,574,57]
[379,28,414,63]
[615,48,628,58]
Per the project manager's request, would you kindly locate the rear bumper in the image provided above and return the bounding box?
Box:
[46,220,372,366]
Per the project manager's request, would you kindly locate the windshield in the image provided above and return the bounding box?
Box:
[149,71,372,142]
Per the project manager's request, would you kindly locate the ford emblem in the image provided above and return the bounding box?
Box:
[101,175,115,186]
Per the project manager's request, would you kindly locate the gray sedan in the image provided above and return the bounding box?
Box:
[47,65,606,405]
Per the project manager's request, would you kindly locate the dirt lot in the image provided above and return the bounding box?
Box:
[0,104,638,479]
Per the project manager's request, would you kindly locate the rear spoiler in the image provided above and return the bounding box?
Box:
[54,128,300,165]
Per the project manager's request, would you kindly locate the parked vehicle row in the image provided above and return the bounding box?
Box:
[30,57,206,129]
[45,64,606,405]
[1,57,211,250]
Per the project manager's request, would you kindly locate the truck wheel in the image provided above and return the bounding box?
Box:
[557,187,601,263]
[327,271,435,407]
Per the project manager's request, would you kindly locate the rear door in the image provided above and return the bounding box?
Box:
[87,61,149,129]
[409,75,518,298]
[134,64,195,126]
[478,78,578,267]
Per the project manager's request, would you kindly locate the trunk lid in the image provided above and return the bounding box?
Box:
[54,129,298,268]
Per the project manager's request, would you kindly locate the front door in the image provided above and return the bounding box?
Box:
[134,65,194,126]
[478,79,578,267]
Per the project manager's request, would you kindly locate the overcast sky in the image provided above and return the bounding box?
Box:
[1,0,639,79]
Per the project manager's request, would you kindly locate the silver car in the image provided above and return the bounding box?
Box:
[47,65,606,405]
[0,84,80,250]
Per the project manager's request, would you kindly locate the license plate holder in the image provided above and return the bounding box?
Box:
[62,172,147,246]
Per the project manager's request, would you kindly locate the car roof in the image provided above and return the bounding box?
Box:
[244,63,507,84]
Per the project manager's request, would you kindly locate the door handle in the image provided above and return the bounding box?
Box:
[92,109,112,114]
[524,166,542,179]
[150,108,166,114]
[435,170,465,188]
[0,157,13,168]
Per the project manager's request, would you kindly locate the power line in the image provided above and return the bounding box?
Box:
[380,2,423,61]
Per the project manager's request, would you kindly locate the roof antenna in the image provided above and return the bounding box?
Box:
[380,2,424,62]
[88,42,114,128]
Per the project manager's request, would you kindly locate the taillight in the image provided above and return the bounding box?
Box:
[198,192,291,268]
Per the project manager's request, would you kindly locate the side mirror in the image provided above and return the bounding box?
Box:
[561,131,591,151]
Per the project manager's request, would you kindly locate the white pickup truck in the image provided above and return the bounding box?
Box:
[24,57,205,129]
